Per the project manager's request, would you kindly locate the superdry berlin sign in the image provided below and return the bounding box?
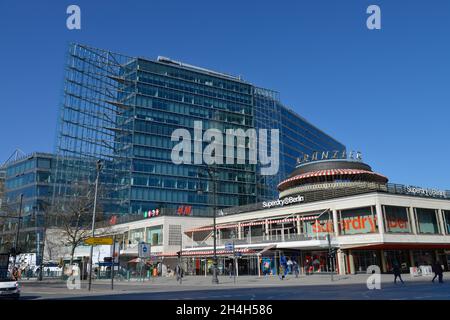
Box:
[262,195,304,209]
[406,186,447,198]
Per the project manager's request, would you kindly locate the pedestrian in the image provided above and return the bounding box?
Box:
[293,261,299,278]
[432,261,444,284]
[228,262,233,278]
[175,264,184,284]
[392,261,404,284]
[287,258,293,274]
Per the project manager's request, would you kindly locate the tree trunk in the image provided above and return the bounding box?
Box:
[69,244,76,267]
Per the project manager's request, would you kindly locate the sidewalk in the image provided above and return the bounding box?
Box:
[19,272,450,288]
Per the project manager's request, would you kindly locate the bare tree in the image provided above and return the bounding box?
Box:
[51,181,106,266]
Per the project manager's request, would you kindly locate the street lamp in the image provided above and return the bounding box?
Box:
[197,166,219,284]
[88,159,103,291]
[316,208,334,281]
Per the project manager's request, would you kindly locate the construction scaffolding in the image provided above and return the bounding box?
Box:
[54,43,136,214]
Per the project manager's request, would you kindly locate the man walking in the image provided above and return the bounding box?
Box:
[392,262,404,284]
[175,264,184,284]
[432,261,444,284]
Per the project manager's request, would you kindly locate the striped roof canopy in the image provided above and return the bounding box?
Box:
[278,169,388,191]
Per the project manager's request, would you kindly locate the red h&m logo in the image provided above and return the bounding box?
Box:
[177,206,192,216]
[109,215,117,225]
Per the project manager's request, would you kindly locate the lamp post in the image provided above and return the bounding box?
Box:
[88,160,103,291]
[197,166,219,284]
[317,208,334,281]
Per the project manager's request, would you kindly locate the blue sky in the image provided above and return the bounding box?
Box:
[0,0,449,189]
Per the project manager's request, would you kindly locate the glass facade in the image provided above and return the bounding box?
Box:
[146,225,163,246]
[0,153,54,255]
[383,205,411,233]
[443,210,450,234]
[338,206,377,235]
[54,44,346,217]
[253,88,346,200]
[415,208,440,234]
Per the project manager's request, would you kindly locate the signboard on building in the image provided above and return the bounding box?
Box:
[144,209,160,218]
[297,150,362,165]
[406,186,446,198]
[84,236,114,246]
[138,242,151,258]
[177,205,192,216]
[262,195,304,209]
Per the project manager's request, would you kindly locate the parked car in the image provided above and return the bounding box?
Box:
[0,274,20,300]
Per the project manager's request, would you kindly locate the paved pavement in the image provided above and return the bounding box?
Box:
[16,273,450,300]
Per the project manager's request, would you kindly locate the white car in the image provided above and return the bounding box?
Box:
[0,276,20,300]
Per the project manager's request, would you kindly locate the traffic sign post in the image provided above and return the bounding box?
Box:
[138,243,151,282]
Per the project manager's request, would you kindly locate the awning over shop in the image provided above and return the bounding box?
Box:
[257,244,277,255]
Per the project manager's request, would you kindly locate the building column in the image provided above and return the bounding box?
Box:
[265,219,269,240]
[437,209,446,235]
[296,215,301,235]
[380,250,387,273]
[348,250,356,274]
[332,209,339,237]
[409,250,415,268]
[409,207,418,234]
[375,200,385,236]
[337,249,346,275]
[238,223,242,240]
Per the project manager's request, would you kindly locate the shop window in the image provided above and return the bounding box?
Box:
[339,206,377,235]
[146,225,163,246]
[444,210,450,235]
[304,213,333,238]
[383,206,411,233]
[129,228,145,244]
[415,208,439,234]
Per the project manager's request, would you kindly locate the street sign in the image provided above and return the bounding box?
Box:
[84,236,114,246]
[138,242,151,258]
[225,242,234,251]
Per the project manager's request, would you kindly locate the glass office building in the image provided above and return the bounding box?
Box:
[0,153,53,255]
[54,43,345,217]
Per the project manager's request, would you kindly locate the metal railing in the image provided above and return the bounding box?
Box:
[188,233,328,248]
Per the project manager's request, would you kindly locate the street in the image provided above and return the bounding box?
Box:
[16,273,450,300]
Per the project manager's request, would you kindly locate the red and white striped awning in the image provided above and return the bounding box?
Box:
[186,215,318,233]
[278,169,388,189]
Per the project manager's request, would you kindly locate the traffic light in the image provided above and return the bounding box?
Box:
[176,251,181,258]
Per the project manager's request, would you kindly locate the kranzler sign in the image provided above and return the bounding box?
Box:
[262,196,304,209]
